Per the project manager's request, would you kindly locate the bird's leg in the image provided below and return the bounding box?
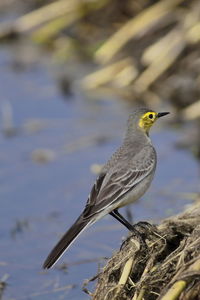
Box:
[110,209,149,252]
[110,209,134,231]
[110,210,156,237]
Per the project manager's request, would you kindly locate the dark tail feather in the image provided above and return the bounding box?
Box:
[43,214,91,269]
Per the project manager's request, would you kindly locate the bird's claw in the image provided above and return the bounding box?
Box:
[120,221,158,251]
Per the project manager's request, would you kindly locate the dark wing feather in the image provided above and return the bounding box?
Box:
[84,146,156,217]
[83,172,106,217]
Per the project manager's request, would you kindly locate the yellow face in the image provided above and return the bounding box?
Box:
[138,111,158,133]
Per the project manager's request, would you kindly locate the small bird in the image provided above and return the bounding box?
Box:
[43,108,169,269]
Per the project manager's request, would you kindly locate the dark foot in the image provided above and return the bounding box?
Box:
[120,221,158,251]
[134,221,158,239]
[120,226,147,251]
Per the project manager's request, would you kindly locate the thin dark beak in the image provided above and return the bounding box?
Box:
[157,112,170,118]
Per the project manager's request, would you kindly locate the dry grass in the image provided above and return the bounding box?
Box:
[84,200,200,300]
[0,0,200,110]
[0,0,200,143]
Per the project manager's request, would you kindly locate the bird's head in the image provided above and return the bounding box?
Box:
[127,108,170,136]
[138,110,169,134]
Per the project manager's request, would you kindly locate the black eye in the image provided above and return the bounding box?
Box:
[149,114,153,119]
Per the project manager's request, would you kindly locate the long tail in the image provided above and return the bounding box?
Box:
[43,214,92,269]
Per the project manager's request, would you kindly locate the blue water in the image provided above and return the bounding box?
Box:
[0,45,199,300]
